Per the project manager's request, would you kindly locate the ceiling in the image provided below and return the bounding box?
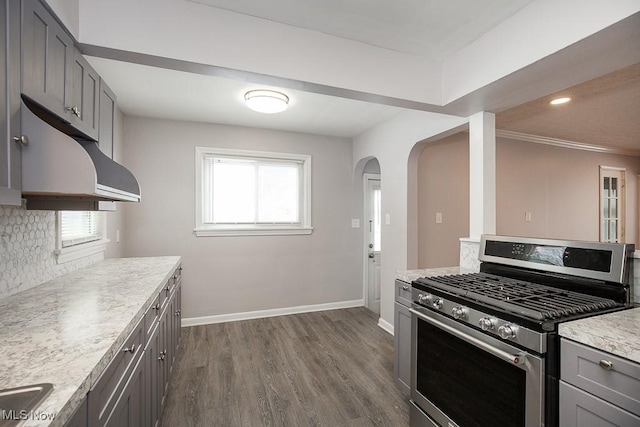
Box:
[85,1,640,152]
[185,0,535,59]
[496,63,640,153]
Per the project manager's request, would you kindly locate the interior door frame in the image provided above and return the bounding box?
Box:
[363,173,381,311]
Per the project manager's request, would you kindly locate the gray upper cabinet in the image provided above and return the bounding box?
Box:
[0,0,23,206]
[69,50,100,141]
[21,0,99,141]
[21,0,73,117]
[98,80,117,159]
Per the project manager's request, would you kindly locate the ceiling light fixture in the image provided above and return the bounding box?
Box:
[549,97,571,105]
[244,90,289,114]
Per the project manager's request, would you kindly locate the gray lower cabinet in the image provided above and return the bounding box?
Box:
[105,355,145,427]
[88,319,145,427]
[65,397,87,427]
[560,338,640,427]
[394,280,412,396]
[86,265,183,427]
[0,0,22,206]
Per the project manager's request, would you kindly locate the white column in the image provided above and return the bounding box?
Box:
[469,111,496,239]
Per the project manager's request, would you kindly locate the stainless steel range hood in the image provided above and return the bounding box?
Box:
[20,99,141,211]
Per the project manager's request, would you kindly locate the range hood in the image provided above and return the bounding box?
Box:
[20,99,141,211]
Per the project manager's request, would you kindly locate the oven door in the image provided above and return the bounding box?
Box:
[410,305,544,427]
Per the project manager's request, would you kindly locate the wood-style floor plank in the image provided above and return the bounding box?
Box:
[161,307,410,427]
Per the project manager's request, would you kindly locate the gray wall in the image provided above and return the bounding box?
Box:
[497,137,639,244]
[417,132,470,268]
[121,117,361,319]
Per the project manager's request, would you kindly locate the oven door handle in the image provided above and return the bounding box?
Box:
[410,308,526,366]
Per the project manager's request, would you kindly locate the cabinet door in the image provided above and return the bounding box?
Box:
[98,79,116,159]
[0,0,22,206]
[104,356,145,427]
[22,0,73,116]
[144,323,161,427]
[560,381,640,427]
[158,308,170,406]
[64,396,87,427]
[393,302,411,396]
[68,50,100,140]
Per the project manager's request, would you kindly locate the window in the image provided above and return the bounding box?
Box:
[55,211,107,263]
[195,147,312,236]
[599,166,626,243]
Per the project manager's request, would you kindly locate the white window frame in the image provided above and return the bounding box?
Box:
[599,165,626,243]
[54,211,108,264]
[195,147,312,237]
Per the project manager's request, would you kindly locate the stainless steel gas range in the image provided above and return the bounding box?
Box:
[409,235,635,427]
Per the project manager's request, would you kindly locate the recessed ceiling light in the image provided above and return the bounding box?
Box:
[549,97,571,105]
[244,90,289,114]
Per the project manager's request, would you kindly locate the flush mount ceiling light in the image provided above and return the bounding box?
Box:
[244,90,289,114]
[549,97,571,105]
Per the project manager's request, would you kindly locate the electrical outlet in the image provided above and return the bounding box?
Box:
[351,219,360,228]
[385,214,391,225]
[525,212,532,222]
[436,212,443,224]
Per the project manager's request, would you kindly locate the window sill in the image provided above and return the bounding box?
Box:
[194,227,313,237]
[54,239,110,264]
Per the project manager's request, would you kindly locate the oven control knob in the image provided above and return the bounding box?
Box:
[479,317,496,331]
[432,298,444,309]
[418,294,433,304]
[498,324,518,340]
[451,306,468,320]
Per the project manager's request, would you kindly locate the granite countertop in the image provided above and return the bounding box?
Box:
[396,266,478,283]
[559,307,640,364]
[0,256,181,426]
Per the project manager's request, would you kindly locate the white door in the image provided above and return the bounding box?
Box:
[365,176,381,314]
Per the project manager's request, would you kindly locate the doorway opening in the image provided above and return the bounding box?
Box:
[364,172,381,314]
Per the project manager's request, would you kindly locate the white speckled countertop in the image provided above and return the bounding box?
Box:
[559,307,640,364]
[396,266,478,284]
[0,256,181,426]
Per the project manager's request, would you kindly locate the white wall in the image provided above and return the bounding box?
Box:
[353,110,468,326]
[121,117,361,319]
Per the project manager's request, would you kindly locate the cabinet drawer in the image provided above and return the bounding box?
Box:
[395,280,412,307]
[88,318,145,427]
[561,339,640,416]
[560,381,640,427]
[143,293,161,338]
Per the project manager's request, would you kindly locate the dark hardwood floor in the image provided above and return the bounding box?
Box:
[160,307,410,427]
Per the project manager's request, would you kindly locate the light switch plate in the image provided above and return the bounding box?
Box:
[385,213,391,225]
[351,219,360,228]
[436,212,443,224]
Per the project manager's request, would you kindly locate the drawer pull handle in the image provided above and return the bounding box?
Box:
[123,344,137,354]
[599,360,614,370]
[402,286,409,291]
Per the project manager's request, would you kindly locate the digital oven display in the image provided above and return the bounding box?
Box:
[484,241,612,273]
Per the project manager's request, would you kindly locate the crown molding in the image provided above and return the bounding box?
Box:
[496,130,640,157]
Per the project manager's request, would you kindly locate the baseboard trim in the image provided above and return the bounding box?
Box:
[378,317,394,335]
[181,299,365,327]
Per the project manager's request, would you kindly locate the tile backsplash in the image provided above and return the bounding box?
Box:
[0,204,103,299]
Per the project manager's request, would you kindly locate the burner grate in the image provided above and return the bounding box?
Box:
[419,273,618,321]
